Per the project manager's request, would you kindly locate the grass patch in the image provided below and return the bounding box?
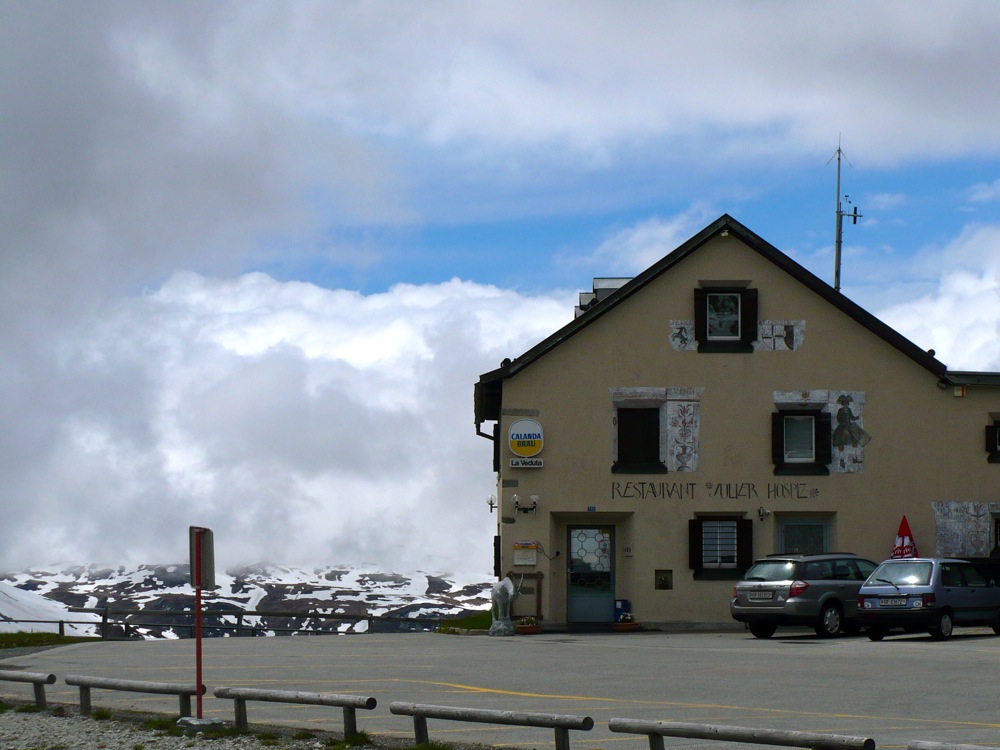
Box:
[91,707,114,721]
[15,704,42,713]
[438,610,491,631]
[203,725,246,739]
[415,743,455,750]
[325,731,374,749]
[0,632,99,649]
[293,730,317,740]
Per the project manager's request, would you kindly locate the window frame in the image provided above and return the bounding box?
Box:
[613,406,666,473]
[777,518,831,554]
[688,517,753,580]
[694,286,758,353]
[611,389,668,474]
[772,409,832,475]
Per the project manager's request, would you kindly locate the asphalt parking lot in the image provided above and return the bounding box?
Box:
[3,627,999,749]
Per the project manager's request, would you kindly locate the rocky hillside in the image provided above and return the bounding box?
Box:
[1,563,492,638]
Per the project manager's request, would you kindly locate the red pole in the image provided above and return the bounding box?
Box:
[194,530,204,720]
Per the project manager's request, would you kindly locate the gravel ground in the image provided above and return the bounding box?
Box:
[0,703,347,750]
[0,700,497,750]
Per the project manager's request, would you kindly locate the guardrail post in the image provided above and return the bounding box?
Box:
[234,697,248,730]
[343,706,358,737]
[78,685,92,715]
[412,715,429,745]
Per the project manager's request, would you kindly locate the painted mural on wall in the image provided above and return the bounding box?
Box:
[932,501,1000,557]
[774,389,870,474]
[668,399,699,471]
[669,320,805,351]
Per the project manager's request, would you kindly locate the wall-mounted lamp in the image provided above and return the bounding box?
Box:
[487,495,497,512]
[757,506,771,521]
[513,494,538,514]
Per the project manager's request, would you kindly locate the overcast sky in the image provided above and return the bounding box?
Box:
[2,2,998,579]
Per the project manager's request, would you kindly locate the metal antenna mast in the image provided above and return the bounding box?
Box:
[829,139,862,292]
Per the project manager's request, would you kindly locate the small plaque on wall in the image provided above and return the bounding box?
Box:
[513,541,538,566]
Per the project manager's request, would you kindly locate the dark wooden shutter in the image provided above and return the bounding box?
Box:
[740,288,758,345]
[688,519,703,570]
[693,288,707,344]
[737,519,754,571]
[618,407,661,468]
[986,425,1000,453]
[771,412,785,466]
[492,423,500,473]
[816,412,833,465]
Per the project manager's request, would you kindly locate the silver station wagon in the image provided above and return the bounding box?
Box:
[731,553,878,638]
[857,558,1000,641]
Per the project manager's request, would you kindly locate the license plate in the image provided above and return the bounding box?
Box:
[748,591,772,600]
[880,597,907,606]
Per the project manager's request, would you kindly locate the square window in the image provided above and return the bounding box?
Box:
[688,518,753,580]
[694,286,758,353]
[706,293,742,340]
[614,407,665,473]
[701,519,738,568]
[779,519,829,553]
[783,415,815,462]
[772,410,831,475]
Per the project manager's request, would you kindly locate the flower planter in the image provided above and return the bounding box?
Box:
[515,624,542,635]
[613,622,640,632]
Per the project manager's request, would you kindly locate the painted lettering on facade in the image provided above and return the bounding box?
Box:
[611,480,821,501]
[612,481,698,500]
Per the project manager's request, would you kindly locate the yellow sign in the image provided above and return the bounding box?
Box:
[508,419,543,457]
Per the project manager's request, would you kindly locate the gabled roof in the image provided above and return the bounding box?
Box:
[475,214,951,428]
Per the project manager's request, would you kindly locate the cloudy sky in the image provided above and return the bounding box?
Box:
[2,2,998,579]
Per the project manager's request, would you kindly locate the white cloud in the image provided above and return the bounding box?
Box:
[565,205,719,275]
[967,179,1000,204]
[876,224,1000,371]
[0,274,573,576]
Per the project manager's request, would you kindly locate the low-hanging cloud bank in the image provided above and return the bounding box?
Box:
[0,273,573,576]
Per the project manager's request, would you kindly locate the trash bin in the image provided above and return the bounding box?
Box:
[614,599,632,621]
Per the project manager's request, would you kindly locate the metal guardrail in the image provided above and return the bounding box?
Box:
[609,719,876,750]
[64,674,205,717]
[0,670,57,708]
[390,701,594,750]
[214,686,376,734]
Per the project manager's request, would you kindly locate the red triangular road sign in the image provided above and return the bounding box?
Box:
[890,515,919,559]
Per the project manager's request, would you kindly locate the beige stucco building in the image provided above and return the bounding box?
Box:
[474,215,1000,630]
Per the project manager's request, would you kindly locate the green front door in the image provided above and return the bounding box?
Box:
[567,526,615,624]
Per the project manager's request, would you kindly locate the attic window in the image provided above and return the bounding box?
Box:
[694,284,758,353]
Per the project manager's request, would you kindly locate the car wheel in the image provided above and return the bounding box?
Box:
[815,603,843,638]
[991,617,1000,636]
[929,610,954,640]
[749,622,777,639]
[866,628,886,642]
